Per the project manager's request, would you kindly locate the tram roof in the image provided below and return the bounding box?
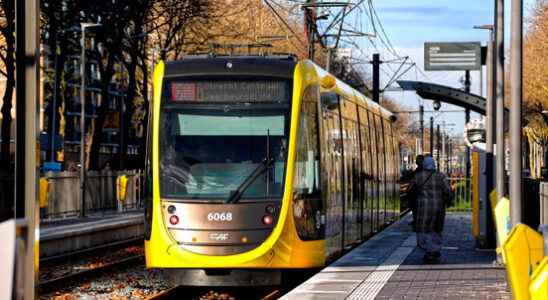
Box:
[303,60,395,120]
[162,56,394,120]
[164,55,297,79]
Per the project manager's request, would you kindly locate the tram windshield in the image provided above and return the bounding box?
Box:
[159,80,290,202]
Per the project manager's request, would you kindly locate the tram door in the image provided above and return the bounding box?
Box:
[341,100,360,245]
[375,114,386,227]
[358,107,373,237]
[320,96,345,256]
[385,123,396,222]
[367,111,379,231]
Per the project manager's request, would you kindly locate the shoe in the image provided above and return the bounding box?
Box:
[423,252,440,264]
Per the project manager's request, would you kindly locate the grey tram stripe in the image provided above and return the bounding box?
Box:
[346,235,416,300]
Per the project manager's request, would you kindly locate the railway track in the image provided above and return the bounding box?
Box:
[40,236,143,264]
[39,241,144,293]
[146,286,282,300]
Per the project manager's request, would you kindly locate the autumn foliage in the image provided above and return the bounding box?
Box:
[524,1,548,128]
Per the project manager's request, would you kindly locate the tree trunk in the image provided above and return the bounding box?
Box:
[121,57,137,170]
[138,57,149,166]
[88,55,115,170]
[0,30,15,167]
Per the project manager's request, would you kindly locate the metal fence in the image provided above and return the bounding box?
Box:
[40,169,144,221]
[447,177,471,212]
[540,182,548,225]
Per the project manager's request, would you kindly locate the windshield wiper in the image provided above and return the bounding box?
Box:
[226,157,274,204]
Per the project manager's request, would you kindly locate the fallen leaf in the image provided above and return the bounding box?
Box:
[52,293,75,300]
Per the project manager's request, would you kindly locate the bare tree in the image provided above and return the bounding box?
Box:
[148,0,211,60]
[119,0,153,169]
[81,0,141,170]
[0,0,15,167]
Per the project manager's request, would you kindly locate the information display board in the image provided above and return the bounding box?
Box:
[424,42,482,71]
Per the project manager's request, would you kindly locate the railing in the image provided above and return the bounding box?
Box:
[447,177,471,212]
[540,182,548,226]
[40,169,144,221]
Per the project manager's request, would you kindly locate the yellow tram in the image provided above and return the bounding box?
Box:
[144,56,400,285]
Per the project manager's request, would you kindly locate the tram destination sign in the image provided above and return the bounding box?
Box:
[424,42,481,71]
[167,80,289,103]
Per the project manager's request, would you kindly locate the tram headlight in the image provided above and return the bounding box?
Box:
[167,205,176,214]
[169,215,179,225]
[265,205,275,214]
[262,214,273,225]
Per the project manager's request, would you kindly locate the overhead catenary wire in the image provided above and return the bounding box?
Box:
[263,0,308,50]
[267,1,434,94]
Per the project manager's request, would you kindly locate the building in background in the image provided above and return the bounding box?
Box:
[40,43,144,172]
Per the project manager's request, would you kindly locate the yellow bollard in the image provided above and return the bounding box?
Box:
[471,151,480,237]
[502,224,545,300]
[39,177,49,208]
[116,175,128,202]
[529,257,547,300]
[490,191,511,263]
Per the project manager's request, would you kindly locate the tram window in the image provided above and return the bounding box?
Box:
[293,85,324,241]
[294,92,320,196]
[176,114,285,136]
[159,107,290,201]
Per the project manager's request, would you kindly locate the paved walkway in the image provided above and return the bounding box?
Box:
[282,213,511,299]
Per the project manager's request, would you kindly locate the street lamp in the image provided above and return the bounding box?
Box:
[80,22,101,218]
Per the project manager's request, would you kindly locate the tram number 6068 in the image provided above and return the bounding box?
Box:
[207,212,233,222]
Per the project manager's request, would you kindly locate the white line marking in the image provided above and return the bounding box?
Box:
[442,246,459,250]
[346,236,416,300]
[290,290,348,294]
[307,279,363,284]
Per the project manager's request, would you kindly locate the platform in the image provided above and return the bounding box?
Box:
[40,211,144,259]
[282,213,511,299]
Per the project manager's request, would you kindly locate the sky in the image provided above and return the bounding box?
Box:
[350,0,537,142]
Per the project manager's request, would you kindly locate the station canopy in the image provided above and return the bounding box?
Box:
[397,80,487,115]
